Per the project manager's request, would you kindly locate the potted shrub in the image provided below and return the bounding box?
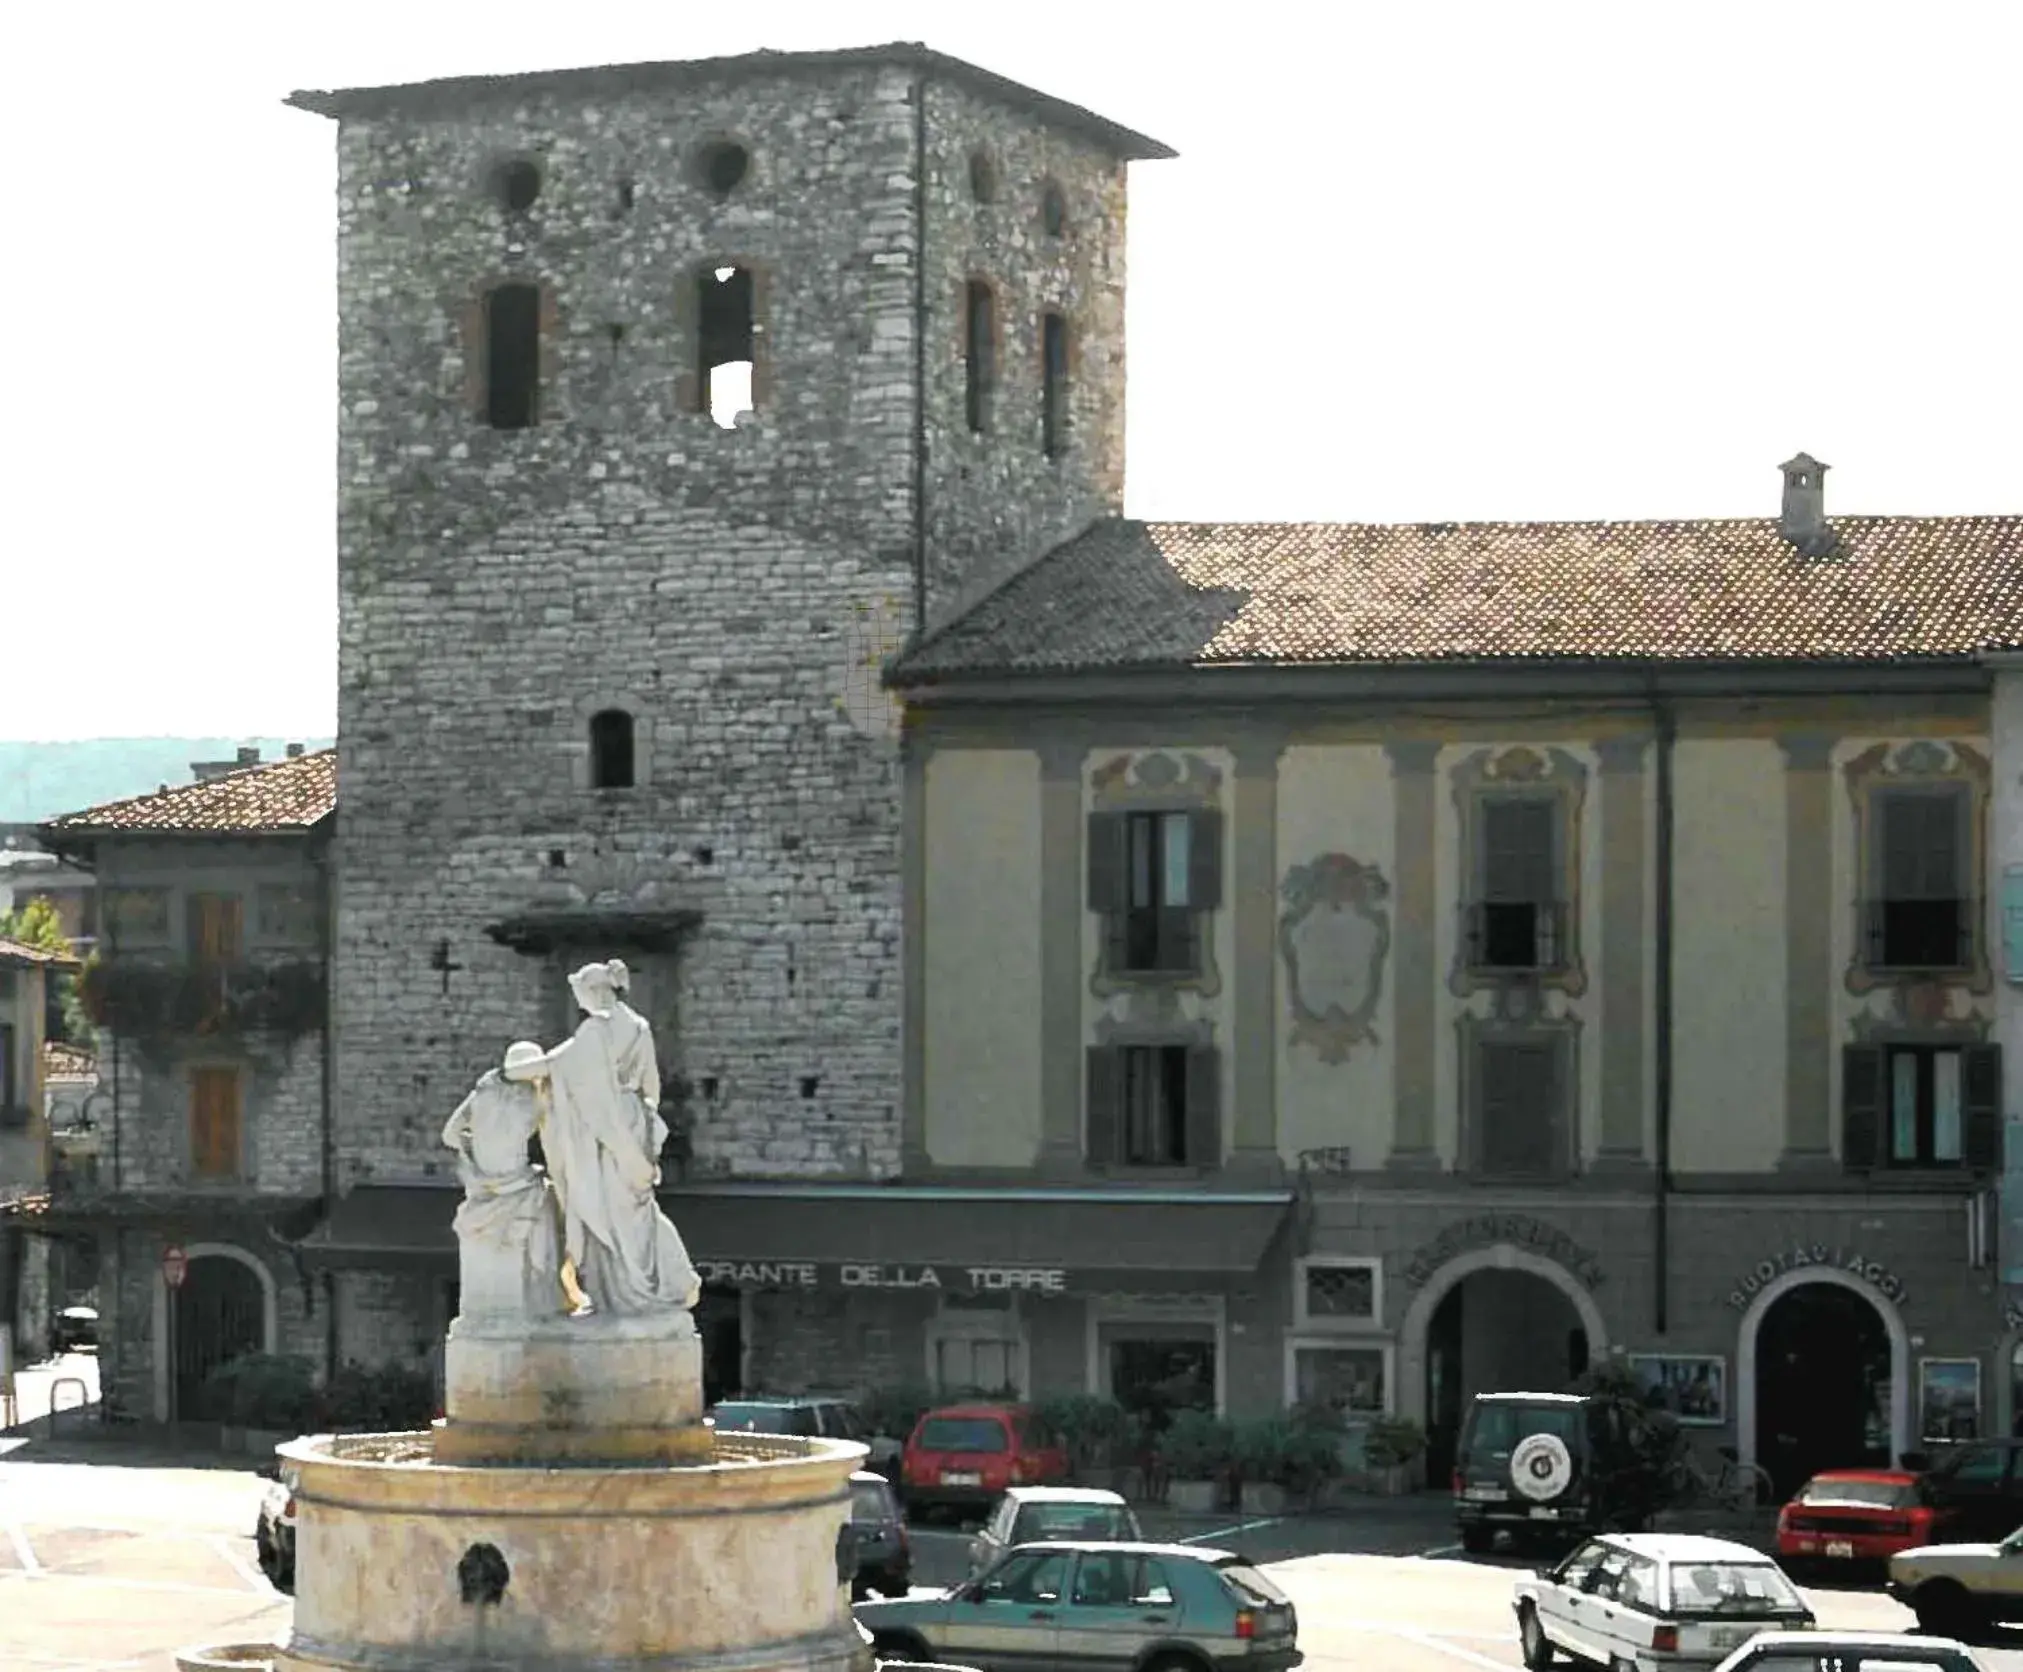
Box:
[1360,1416,1429,1496]
[1280,1411,1349,1509]
[1159,1408,1234,1515]
[1235,1418,1296,1515]
[1034,1394,1132,1490]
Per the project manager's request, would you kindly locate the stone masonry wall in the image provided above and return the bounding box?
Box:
[324,61,1138,1185]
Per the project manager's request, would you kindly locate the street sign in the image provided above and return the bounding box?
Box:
[162,1245,188,1290]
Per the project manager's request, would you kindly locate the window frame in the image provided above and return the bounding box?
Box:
[1865,781,1974,973]
[1041,311,1069,459]
[1085,1039,1221,1172]
[1291,1255,1384,1332]
[482,280,543,431]
[1282,1336,1394,1420]
[1843,1041,2000,1173]
[587,707,638,792]
[187,1063,244,1182]
[1464,788,1568,975]
[1462,1024,1577,1180]
[1087,805,1224,981]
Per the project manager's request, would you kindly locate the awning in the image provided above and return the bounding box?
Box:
[293,1184,1293,1291]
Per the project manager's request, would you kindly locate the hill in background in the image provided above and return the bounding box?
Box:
[0,738,334,823]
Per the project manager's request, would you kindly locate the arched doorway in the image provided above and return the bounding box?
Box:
[151,1244,276,1421]
[1399,1246,1608,1484]
[1738,1272,1905,1499]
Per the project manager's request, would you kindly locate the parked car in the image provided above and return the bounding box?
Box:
[706,1395,901,1475]
[1907,1441,2023,1544]
[254,1463,295,1593]
[967,1486,1143,1576]
[1776,1469,1949,1573]
[1888,1523,2023,1636]
[1710,1632,1982,1672]
[1513,1533,1815,1672]
[855,1541,1301,1671]
[1455,1391,1622,1553]
[848,1470,912,1600]
[900,1403,1069,1519]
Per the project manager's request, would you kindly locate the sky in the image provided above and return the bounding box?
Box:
[5,1,2020,742]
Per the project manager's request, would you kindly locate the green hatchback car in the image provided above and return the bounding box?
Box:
[854,1541,1302,1672]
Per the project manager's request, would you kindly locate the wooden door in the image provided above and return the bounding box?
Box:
[189,1067,242,1179]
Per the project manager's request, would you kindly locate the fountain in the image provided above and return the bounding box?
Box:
[179,962,870,1672]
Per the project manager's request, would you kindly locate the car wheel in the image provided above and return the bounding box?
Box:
[1914,1580,1979,1639]
[1518,1603,1554,1670]
[1460,1526,1496,1555]
[871,1631,931,1662]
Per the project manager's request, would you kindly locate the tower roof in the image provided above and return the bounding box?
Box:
[286,42,1176,161]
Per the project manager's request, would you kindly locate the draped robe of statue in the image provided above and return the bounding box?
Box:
[441,1069,565,1324]
[537,997,701,1316]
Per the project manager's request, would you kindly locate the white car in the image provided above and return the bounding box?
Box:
[1888,1526,2023,1636]
[1514,1533,1815,1672]
[1710,1631,1982,1672]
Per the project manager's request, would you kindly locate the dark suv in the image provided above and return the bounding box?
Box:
[1453,1391,1626,1553]
[1907,1438,2023,1542]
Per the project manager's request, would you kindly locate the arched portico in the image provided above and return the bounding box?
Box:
[151,1242,278,1422]
[1398,1242,1610,1427]
[1734,1266,1910,1479]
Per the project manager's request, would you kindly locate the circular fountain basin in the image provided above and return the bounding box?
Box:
[272,1429,872,1672]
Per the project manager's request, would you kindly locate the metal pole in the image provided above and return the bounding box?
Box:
[166,1280,178,1453]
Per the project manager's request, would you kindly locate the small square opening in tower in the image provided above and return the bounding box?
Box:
[698,266,756,430]
[588,708,636,789]
[484,283,541,431]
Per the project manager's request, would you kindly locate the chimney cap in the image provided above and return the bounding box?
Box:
[1779,452,1829,479]
[286,742,305,758]
[236,745,261,765]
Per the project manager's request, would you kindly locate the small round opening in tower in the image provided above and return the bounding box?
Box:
[1041,181,1067,237]
[968,148,997,204]
[492,158,541,213]
[696,140,750,198]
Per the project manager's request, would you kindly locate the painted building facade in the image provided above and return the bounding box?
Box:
[888,475,2023,1495]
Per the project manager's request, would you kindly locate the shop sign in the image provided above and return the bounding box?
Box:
[697,1260,1069,1295]
[1400,1213,1605,1290]
[1724,1245,1909,1312]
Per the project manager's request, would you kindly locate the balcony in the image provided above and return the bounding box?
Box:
[1861,897,1974,974]
[78,956,326,1056]
[1460,899,1570,975]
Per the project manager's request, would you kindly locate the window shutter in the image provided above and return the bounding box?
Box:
[1086,813,1127,912]
[1159,905,1199,973]
[1184,1045,1222,1168]
[1842,1045,1886,1169]
[1085,1047,1120,1165]
[1964,1044,2003,1171]
[1187,809,1224,912]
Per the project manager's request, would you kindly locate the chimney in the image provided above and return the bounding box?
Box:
[189,745,262,782]
[1778,452,1836,556]
[286,742,305,759]
[237,745,261,766]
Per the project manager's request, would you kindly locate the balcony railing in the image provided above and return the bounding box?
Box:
[1460,899,1570,975]
[1860,897,1975,973]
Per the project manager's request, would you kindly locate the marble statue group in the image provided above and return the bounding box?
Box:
[441,958,701,1328]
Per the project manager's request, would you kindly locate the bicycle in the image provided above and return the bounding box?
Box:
[1669,1445,1775,1513]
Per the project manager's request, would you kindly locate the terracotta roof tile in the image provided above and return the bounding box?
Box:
[893,516,2023,679]
[42,748,336,836]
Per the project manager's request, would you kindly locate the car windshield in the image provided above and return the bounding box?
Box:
[712,1403,817,1436]
[849,1481,892,1520]
[918,1417,1008,1453]
[1015,1502,1135,1541]
[1220,1561,1290,1605]
[1796,1478,1917,1510]
[1464,1402,1582,1456]
[1666,1560,1805,1617]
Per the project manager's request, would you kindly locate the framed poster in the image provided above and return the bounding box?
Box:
[1628,1353,1727,1426]
[1919,1357,1983,1442]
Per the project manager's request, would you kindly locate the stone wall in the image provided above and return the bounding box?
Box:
[323,60,1137,1187]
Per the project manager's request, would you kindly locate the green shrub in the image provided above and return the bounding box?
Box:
[856,1385,936,1444]
[316,1361,436,1431]
[1159,1408,1236,1479]
[1032,1394,1133,1472]
[199,1353,318,1430]
[1362,1416,1428,1468]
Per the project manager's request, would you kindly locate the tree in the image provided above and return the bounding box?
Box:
[0,895,92,1046]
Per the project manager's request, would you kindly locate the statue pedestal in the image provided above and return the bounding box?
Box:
[434,1310,709,1466]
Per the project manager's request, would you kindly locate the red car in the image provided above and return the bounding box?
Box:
[1776,1469,1949,1569]
[899,1402,1068,1518]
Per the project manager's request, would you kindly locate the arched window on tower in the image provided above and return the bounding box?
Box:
[698,265,756,429]
[965,279,996,434]
[484,282,541,430]
[588,709,636,790]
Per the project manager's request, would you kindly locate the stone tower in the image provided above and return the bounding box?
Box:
[288,46,1170,1188]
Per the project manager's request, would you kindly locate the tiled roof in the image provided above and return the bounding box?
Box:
[288,43,1176,161]
[0,937,75,970]
[42,748,336,836]
[41,1041,97,1082]
[892,516,2023,680]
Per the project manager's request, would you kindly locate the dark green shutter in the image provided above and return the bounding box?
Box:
[1842,1045,1886,1169]
[1184,1045,1222,1168]
[1085,1046,1121,1165]
[1187,809,1224,911]
[1964,1044,2003,1170]
[1086,813,1127,911]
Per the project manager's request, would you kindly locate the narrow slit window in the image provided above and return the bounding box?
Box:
[484,282,541,431]
[588,709,636,790]
[1042,313,1068,459]
[965,279,995,433]
[698,265,756,430]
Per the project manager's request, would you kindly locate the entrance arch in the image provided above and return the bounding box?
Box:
[1735,1268,1909,1493]
[1399,1245,1609,1477]
[150,1243,277,1422]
